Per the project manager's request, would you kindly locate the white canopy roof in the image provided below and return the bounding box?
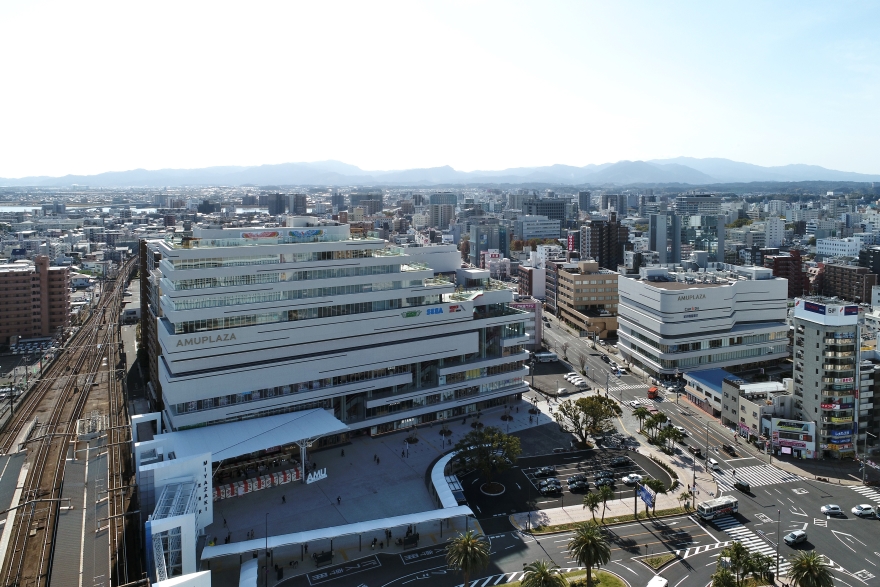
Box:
[165,409,348,462]
[200,505,474,561]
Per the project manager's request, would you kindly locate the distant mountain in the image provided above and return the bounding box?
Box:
[1,157,877,187]
[649,157,880,183]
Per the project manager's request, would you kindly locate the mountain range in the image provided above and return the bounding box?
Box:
[2,157,879,188]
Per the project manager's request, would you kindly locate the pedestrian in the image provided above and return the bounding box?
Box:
[516,407,519,413]
[337,496,341,505]
[529,415,533,423]
[402,449,405,458]
[341,449,345,457]
[373,454,377,462]
[282,495,286,504]
[304,543,308,554]
[377,457,380,465]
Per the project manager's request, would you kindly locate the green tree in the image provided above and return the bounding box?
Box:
[643,479,666,514]
[554,396,622,444]
[710,567,735,587]
[662,426,685,452]
[719,541,751,587]
[521,560,569,587]
[452,426,522,485]
[445,530,490,587]
[747,552,774,583]
[725,217,753,228]
[632,406,650,431]
[788,551,834,587]
[808,236,816,246]
[644,413,668,440]
[583,491,601,522]
[567,524,611,587]
[598,485,615,522]
[678,490,693,510]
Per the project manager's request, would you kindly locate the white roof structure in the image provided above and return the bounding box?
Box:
[200,505,474,561]
[163,409,349,462]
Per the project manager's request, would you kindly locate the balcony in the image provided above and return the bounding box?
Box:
[823,364,855,372]
[824,351,854,358]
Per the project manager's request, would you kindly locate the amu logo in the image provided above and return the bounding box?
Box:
[176,333,237,347]
[677,294,706,301]
[306,468,328,484]
[426,308,444,315]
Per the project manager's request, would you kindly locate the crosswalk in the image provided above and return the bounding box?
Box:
[713,464,805,491]
[467,567,585,586]
[851,485,880,505]
[609,383,649,391]
[676,541,731,559]
[712,515,790,574]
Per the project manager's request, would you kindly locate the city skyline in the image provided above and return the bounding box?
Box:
[1,1,878,178]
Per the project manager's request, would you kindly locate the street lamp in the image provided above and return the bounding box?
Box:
[775,509,780,581]
[864,432,878,484]
[605,372,609,399]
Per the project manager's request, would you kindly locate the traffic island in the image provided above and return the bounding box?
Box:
[480,482,505,496]
[637,552,677,570]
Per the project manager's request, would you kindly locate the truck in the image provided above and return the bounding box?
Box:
[647,386,659,399]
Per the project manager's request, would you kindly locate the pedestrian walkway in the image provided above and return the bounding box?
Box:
[608,383,649,392]
[711,515,789,575]
[713,465,805,491]
[509,491,685,531]
[851,485,880,505]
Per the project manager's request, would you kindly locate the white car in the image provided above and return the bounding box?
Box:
[622,474,643,485]
[820,504,842,516]
[674,426,688,436]
[565,372,579,380]
[852,504,876,518]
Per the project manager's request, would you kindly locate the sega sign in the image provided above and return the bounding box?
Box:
[426,308,444,315]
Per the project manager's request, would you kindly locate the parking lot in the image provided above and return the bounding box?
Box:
[460,448,673,521]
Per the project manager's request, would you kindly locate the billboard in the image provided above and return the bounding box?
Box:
[638,484,655,508]
[803,301,826,315]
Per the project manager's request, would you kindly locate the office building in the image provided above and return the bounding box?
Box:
[0,256,70,345]
[822,263,877,303]
[427,204,455,230]
[350,192,384,216]
[764,217,785,248]
[469,223,501,266]
[817,237,862,259]
[515,215,561,242]
[600,194,628,215]
[618,265,788,377]
[142,218,530,432]
[429,192,458,207]
[648,213,681,264]
[580,213,629,271]
[331,193,347,211]
[521,198,566,222]
[578,191,591,214]
[556,260,618,338]
[674,193,721,216]
[791,297,861,459]
[290,194,308,215]
[267,193,287,215]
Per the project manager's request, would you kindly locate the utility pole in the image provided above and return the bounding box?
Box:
[864,432,877,484]
[606,372,609,399]
[775,509,780,580]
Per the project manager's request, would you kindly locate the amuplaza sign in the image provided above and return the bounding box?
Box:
[677,294,707,301]
[176,333,237,347]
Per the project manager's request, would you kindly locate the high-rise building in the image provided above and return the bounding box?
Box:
[469,223,500,266]
[0,256,70,345]
[579,212,629,271]
[350,192,384,216]
[290,194,308,215]
[600,194,628,215]
[821,264,877,303]
[141,218,530,431]
[427,204,455,229]
[556,260,618,338]
[429,192,458,206]
[791,297,862,459]
[331,193,347,211]
[515,215,561,242]
[648,214,681,264]
[764,250,807,298]
[578,191,592,214]
[674,193,721,216]
[521,198,566,222]
[267,193,287,215]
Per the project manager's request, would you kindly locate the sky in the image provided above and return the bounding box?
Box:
[0,1,878,178]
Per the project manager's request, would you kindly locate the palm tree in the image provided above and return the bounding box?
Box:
[710,566,735,587]
[644,417,658,440]
[650,413,668,439]
[719,541,751,587]
[567,524,611,587]
[583,492,601,522]
[788,551,834,587]
[445,530,490,587]
[598,485,615,522]
[643,479,666,514]
[664,427,685,452]
[678,490,693,511]
[633,406,650,431]
[521,559,569,587]
[748,552,774,583]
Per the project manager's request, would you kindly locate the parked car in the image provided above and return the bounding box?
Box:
[565,372,579,380]
[610,457,630,467]
[622,474,643,485]
[594,470,614,479]
[601,355,611,363]
[852,504,876,518]
[568,473,589,483]
[540,484,562,496]
[733,480,751,492]
[820,504,843,516]
[595,477,615,487]
[534,466,555,477]
[567,480,590,492]
[784,530,808,546]
[539,478,561,489]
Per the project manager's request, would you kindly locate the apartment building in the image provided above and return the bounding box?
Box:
[141,218,531,433]
[556,260,618,338]
[791,297,860,459]
[821,263,877,303]
[618,265,788,378]
[0,255,70,345]
[764,250,807,299]
[579,212,629,271]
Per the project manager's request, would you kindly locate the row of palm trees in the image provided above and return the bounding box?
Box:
[633,407,686,451]
[448,529,836,587]
[446,524,611,587]
[710,541,835,587]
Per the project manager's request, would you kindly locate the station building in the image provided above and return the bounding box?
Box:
[617,265,789,378]
[140,218,531,436]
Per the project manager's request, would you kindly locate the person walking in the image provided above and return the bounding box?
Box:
[341,449,345,457]
[373,454,377,462]
[337,496,341,505]
[282,495,286,504]
[376,457,380,465]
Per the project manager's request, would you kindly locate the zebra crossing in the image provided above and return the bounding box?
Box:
[609,383,649,391]
[712,515,790,574]
[851,485,880,505]
[713,464,806,491]
[466,567,585,586]
[676,541,731,559]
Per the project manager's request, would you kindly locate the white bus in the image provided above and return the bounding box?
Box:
[534,352,558,363]
[696,495,738,520]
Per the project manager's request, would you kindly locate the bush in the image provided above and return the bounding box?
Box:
[650,455,679,480]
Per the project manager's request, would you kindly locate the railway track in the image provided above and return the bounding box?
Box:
[0,259,137,587]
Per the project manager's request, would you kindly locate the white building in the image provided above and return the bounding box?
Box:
[617,265,789,377]
[816,236,862,258]
[147,218,531,433]
[764,217,785,248]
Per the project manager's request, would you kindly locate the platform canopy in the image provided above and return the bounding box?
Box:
[164,409,349,462]
[200,505,474,561]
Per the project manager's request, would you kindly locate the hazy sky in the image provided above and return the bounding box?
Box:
[1,1,878,177]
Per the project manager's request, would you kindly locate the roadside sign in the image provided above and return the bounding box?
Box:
[638,483,655,508]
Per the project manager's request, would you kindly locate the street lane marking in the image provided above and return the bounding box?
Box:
[611,561,638,575]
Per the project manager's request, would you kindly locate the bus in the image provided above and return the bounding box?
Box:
[696,495,738,520]
[534,352,558,363]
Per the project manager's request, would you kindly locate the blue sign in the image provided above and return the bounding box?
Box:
[830,438,851,444]
[638,484,655,508]
[803,301,826,315]
[830,429,852,437]
[426,308,444,315]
